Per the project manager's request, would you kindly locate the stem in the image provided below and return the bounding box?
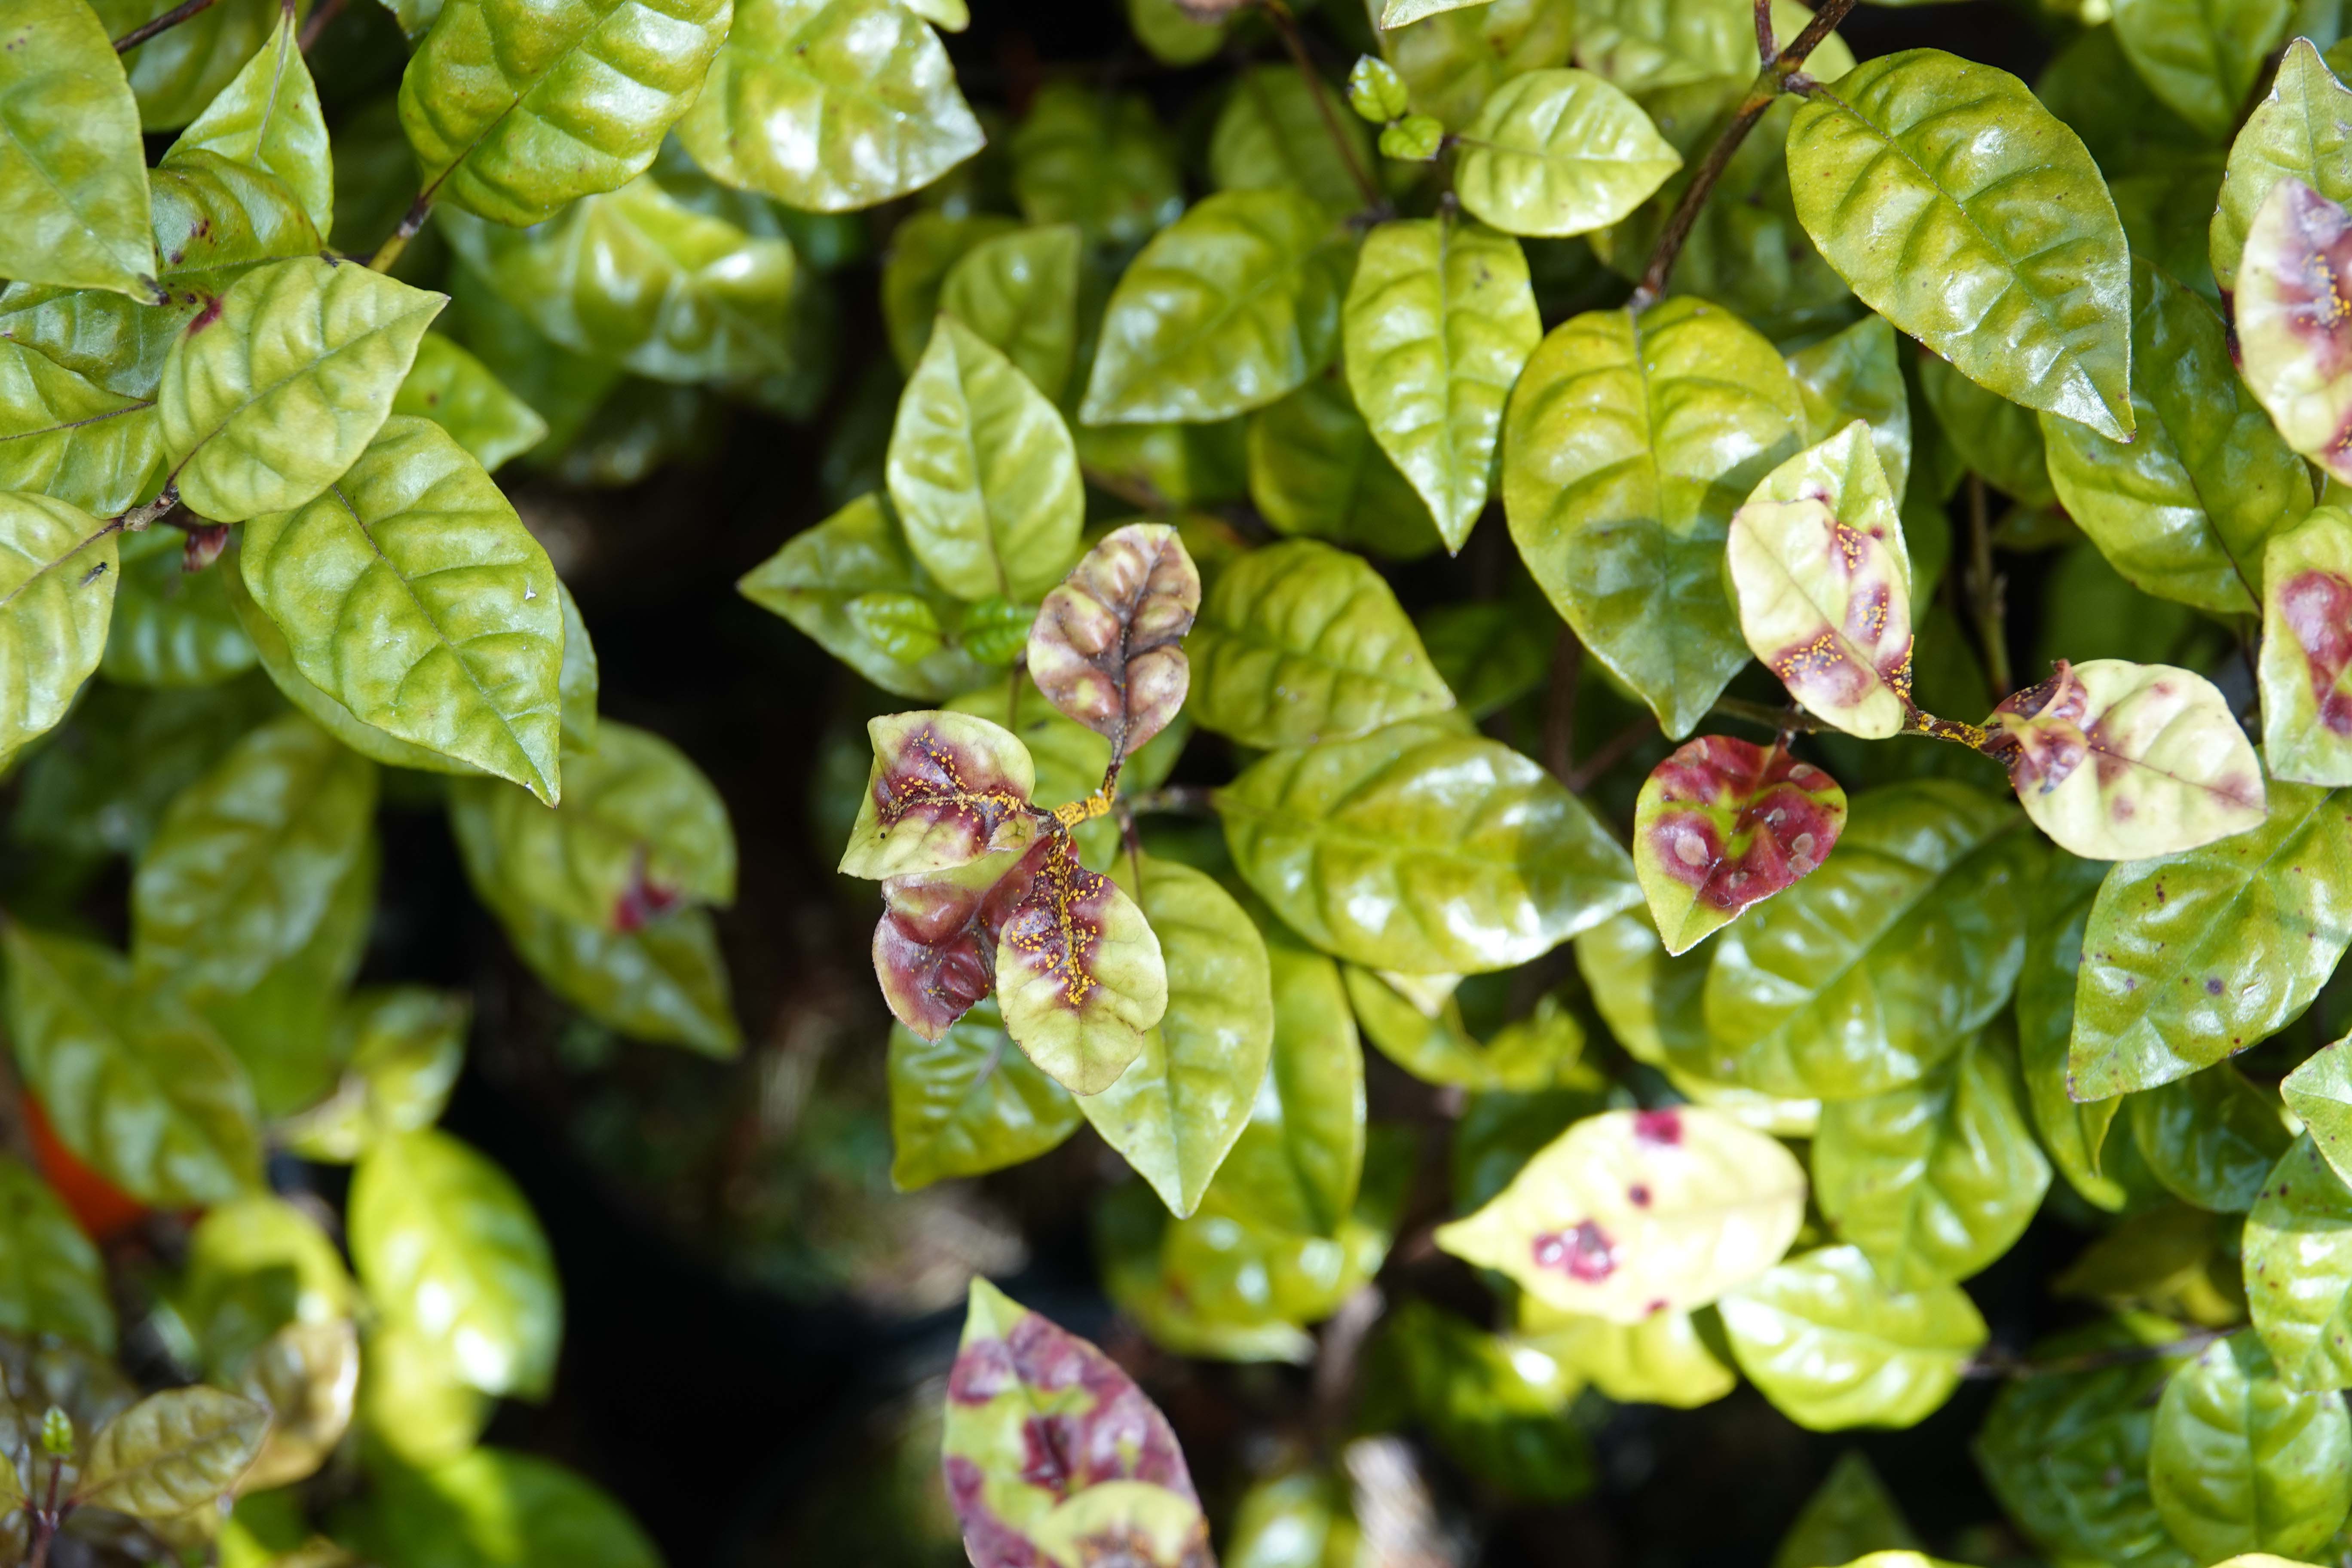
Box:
[113,0,224,50]
[1963,474,2014,695]
[107,485,181,537]
[1628,0,1861,309]
[299,0,348,51]
[1260,0,1385,215]
[1903,709,1991,749]
[1711,695,1824,734]
[369,193,435,273]
[1752,0,1776,68]
[1966,1327,2226,1380]
[1541,628,1580,783]
[1564,714,1657,793]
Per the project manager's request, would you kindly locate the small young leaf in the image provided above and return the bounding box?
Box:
[1771,1452,1921,1568]
[1378,0,1576,129]
[1984,658,2265,861]
[1454,68,1681,237]
[1348,54,1411,121]
[995,831,1169,1096]
[1516,1298,1737,1409]
[2149,1332,2352,1561]
[1026,523,1200,757]
[74,1387,268,1518]
[2237,177,2352,484]
[1718,1244,1986,1430]
[1379,115,1445,160]
[2211,40,2352,293]
[162,6,332,237]
[392,334,548,473]
[1436,1106,1806,1321]
[0,0,155,299]
[1632,735,1847,956]
[0,492,119,764]
[888,996,1080,1191]
[839,710,1038,880]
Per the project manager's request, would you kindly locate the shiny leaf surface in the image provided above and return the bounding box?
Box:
[74,1387,267,1518]
[1455,68,1681,237]
[1718,1244,1987,1430]
[162,7,331,236]
[0,0,155,299]
[2149,1332,2352,1562]
[1633,735,1846,956]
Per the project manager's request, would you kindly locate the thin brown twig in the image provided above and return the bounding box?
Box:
[298,0,348,51]
[113,0,224,50]
[1541,628,1580,783]
[1965,1326,2226,1380]
[1752,0,1778,69]
[1564,714,1658,792]
[1260,0,1386,215]
[368,193,435,272]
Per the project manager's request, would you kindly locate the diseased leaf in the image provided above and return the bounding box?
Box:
[889,996,1080,1191]
[0,341,163,518]
[158,257,443,524]
[1033,1482,1215,1568]
[997,832,1170,1097]
[1633,735,1846,956]
[946,671,1192,869]
[1220,718,1641,973]
[2017,849,2127,1210]
[1787,312,1912,506]
[239,417,565,802]
[2242,177,2352,488]
[1026,523,1199,757]
[839,710,1038,880]
[2110,0,2291,143]
[1211,65,1374,219]
[2131,1063,2291,1214]
[2149,1332,2352,1562]
[1435,1105,1806,1322]
[74,1387,267,1518]
[2245,1136,2352,1391]
[2211,40,2352,293]
[0,492,118,763]
[1079,190,1351,426]
[1985,659,2266,862]
[0,0,155,300]
[162,7,331,237]
[1785,49,2135,441]
[678,0,983,214]
[1008,83,1183,251]
[871,846,1026,1043]
[1344,217,1542,550]
[940,225,1083,406]
[1455,69,1681,237]
[1718,1244,1987,1430]
[1502,297,1804,738]
[102,528,255,689]
[2260,507,2352,786]
[1187,539,1454,748]
[2067,778,2352,1100]
[0,1154,114,1353]
[392,335,548,474]
[1246,374,1444,561]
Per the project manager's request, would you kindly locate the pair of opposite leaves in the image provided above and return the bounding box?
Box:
[836,524,1201,1096]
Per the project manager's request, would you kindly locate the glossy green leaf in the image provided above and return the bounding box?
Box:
[1008,83,1184,251]
[74,1386,268,1519]
[392,334,548,474]
[1128,0,1226,66]
[1633,735,1847,956]
[159,257,443,524]
[1348,968,1589,1090]
[1381,113,1446,160]
[1079,855,1272,1216]
[2130,1064,2292,1213]
[883,211,1018,373]
[179,1194,355,1373]
[97,0,277,128]
[350,1128,560,1399]
[162,6,331,236]
[0,341,162,518]
[1455,68,1681,237]
[1699,780,2031,1101]
[1771,1452,1921,1568]
[1188,539,1454,747]
[1222,717,1640,973]
[473,873,741,1054]
[886,316,1083,604]
[2211,40,2352,293]
[1786,49,2135,441]
[678,0,982,214]
[0,1155,114,1353]
[0,491,118,763]
[400,0,730,225]
[440,181,798,384]
[939,225,1082,407]
[5,924,261,1207]
[340,1446,662,1568]
[1246,374,1443,561]
[1212,923,1365,1236]
[888,996,1080,1191]
[1079,190,1351,426]
[1571,0,1854,92]
[1515,1297,1737,1408]
[1371,1298,1592,1501]
[1418,598,1551,718]
[2245,1136,2352,1390]
[1719,1244,1987,1430]
[102,528,254,689]
[2067,778,2352,1100]
[1787,313,1912,507]
[1813,1027,2049,1290]
[1378,0,1576,129]
[2111,0,2291,142]
[0,0,155,300]
[240,417,566,802]
[1438,1105,1805,1320]
[2018,848,2127,1210]
[1344,217,1541,549]
[1917,353,2054,508]
[1351,53,1412,119]
[1212,65,1373,219]
[2150,1332,2352,1562]
[280,988,469,1163]
[2042,259,2311,618]
[1502,297,1804,738]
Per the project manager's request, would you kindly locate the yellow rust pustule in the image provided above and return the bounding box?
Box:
[1053,791,1115,828]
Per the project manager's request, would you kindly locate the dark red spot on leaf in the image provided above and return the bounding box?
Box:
[1532,1220,1618,1283]
[1634,1108,1683,1146]
[1629,1183,1653,1207]
[2282,569,2352,733]
[186,295,225,335]
[1641,736,1845,916]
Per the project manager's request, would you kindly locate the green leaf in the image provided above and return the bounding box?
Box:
[1377,0,1576,130]
[1079,190,1351,426]
[102,528,255,689]
[439,180,798,384]
[162,6,331,236]
[2018,848,2127,1210]
[1515,1299,1738,1408]
[1188,539,1455,747]
[1917,353,2055,508]
[1437,1105,1806,1320]
[130,712,376,1003]
[1812,1027,2050,1290]
[2041,259,2311,618]
[1786,49,2135,441]
[1418,598,1551,718]
[1350,54,1412,120]
[1371,1298,1592,1501]
[179,1194,355,1374]
[1572,0,1854,92]
[1008,83,1184,251]
[240,417,566,802]
[339,1447,662,1568]
[5,924,261,1207]
[1787,312,1912,506]
[677,0,982,213]
[0,1155,114,1354]
[1503,297,1805,738]
[888,996,1080,1191]
[1221,718,1641,972]
[1344,217,1543,549]
[392,334,549,474]
[2111,0,2291,142]
[1078,854,1273,1215]
[1380,113,1446,160]
[0,492,118,763]
[350,1128,560,1399]
[2067,778,2352,1100]
[1246,374,1445,561]
[0,0,155,299]
[1633,735,1847,956]
[2245,1136,2352,1390]
[1213,922,1364,1236]
[2054,1202,2242,1326]
[939,225,1083,407]
[280,987,469,1163]
[1128,0,1227,66]
[1455,68,1681,237]
[2210,40,2352,293]
[2150,1332,2352,1562]
[1699,780,2031,1101]
[1212,65,1374,219]
[158,257,443,524]
[2285,1037,2352,1189]
[2130,1064,2293,1213]
[883,211,1020,373]
[0,342,162,518]
[399,0,732,225]
[74,1386,268,1519]
[1771,1452,1922,1568]
[471,875,741,1055]
[886,316,1084,604]
[1025,522,1199,756]
[95,0,276,128]
[1718,1244,1987,1430]
[1350,970,1589,1090]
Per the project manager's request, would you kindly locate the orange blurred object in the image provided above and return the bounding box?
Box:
[22,1095,150,1242]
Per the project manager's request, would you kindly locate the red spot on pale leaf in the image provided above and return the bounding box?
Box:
[1533,1220,1618,1283]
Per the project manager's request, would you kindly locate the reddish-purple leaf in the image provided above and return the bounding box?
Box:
[2239,177,2352,482]
[1025,524,1201,763]
[1631,735,1847,954]
[992,831,1166,1094]
[839,710,1039,880]
[872,847,1031,1039]
[2260,506,2352,785]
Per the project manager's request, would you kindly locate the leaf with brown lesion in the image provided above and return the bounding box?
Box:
[1633,736,1847,956]
[871,847,1028,1041]
[1025,523,1201,767]
[993,832,1167,1094]
[2263,505,2352,787]
[839,710,1041,879]
[2238,176,2352,483]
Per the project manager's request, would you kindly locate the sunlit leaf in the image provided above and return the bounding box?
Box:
[2149,1332,2352,1562]
[2245,1136,2352,1391]
[0,492,118,763]
[2236,177,2352,484]
[1455,68,1679,236]
[1516,1297,1737,1409]
[162,6,331,236]
[74,1387,267,1519]
[1718,1244,1986,1430]
[940,224,1083,406]
[2210,40,2352,293]
[1633,735,1846,956]
[279,988,469,1164]
[1572,0,1853,92]
[0,342,162,518]
[0,0,155,300]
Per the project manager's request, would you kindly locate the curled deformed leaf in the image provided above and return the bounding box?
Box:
[1435,1105,1807,1322]
[75,1386,268,1517]
[1026,524,1200,759]
[1984,658,2265,861]
[994,831,1168,1095]
[2238,178,2352,484]
[839,710,1038,880]
[1634,736,1847,956]
[1727,421,1915,739]
[872,847,1026,1041]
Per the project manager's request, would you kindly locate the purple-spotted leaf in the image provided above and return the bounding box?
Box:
[1634,736,1848,956]
[1726,421,1915,739]
[1433,1106,1807,1323]
[2261,507,2352,786]
[1984,658,2266,861]
[1033,1481,1215,1568]
[1026,523,1201,760]
[942,1278,1201,1568]
[2239,178,2352,483]
[872,847,1029,1041]
[994,831,1167,1094]
[839,711,1040,880]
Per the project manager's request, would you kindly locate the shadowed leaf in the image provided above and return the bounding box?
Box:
[1026,523,1200,757]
